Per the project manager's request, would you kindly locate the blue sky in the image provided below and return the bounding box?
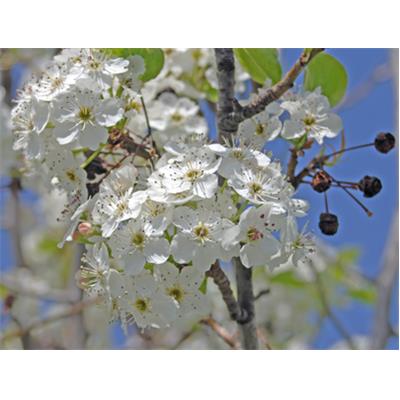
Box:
[282,49,398,348]
[1,49,398,349]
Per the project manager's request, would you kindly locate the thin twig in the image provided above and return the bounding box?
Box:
[0,297,98,344]
[329,173,373,217]
[8,178,28,269]
[0,276,76,303]
[254,288,271,301]
[256,327,273,350]
[232,48,324,124]
[323,142,374,159]
[201,317,240,349]
[140,93,152,139]
[287,148,299,184]
[171,326,198,349]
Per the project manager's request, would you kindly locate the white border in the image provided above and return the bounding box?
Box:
[1,350,399,399]
[1,1,398,398]
[0,0,399,47]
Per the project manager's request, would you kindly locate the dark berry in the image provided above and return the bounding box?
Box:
[311,171,332,193]
[374,132,395,154]
[358,176,382,198]
[319,213,339,235]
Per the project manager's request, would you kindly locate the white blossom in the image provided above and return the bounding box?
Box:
[156,147,221,199]
[171,206,238,272]
[108,217,170,276]
[155,262,209,318]
[52,87,123,149]
[228,162,289,205]
[281,88,342,144]
[117,271,177,328]
[78,242,110,295]
[238,104,283,147]
[92,165,147,237]
[232,205,281,268]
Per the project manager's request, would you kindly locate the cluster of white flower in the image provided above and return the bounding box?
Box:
[10,48,343,331]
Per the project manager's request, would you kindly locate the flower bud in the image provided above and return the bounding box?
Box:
[319,213,339,235]
[78,222,93,235]
[311,171,332,193]
[374,132,395,154]
[358,176,382,198]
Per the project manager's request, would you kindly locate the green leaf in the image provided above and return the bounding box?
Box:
[234,48,282,84]
[337,248,359,266]
[0,283,9,299]
[199,277,208,294]
[288,134,308,150]
[181,68,219,103]
[270,271,306,288]
[347,287,377,304]
[103,48,164,82]
[144,263,154,273]
[38,236,61,254]
[304,53,348,106]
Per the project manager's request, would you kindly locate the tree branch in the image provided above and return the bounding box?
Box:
[215,48,238,140]
[0,298,98,344]
[232,48,324,124]
[287,148,299,183]
[214,48,259,349]
[0,276,76,303]
[233,257,259,349]
[206,262,243,321]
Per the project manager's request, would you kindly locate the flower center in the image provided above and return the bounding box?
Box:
[249,181,263,195]
[168,286,184,303]
[134,298,149,313]
[255,123,266,135]
[128,100,142,112]
[132,232,145,248]
[171,112,183,122]
[232,149,244,160]
[185,168,202,182]
[78,106,93,122]
[88,59,102,71]
[247,227,264,241]
[65,169,77,182]
[52,77,64,90]
[303,115,316,127]
[116,201,128,216]
[146,201,166,217]
[193,223,209,240]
